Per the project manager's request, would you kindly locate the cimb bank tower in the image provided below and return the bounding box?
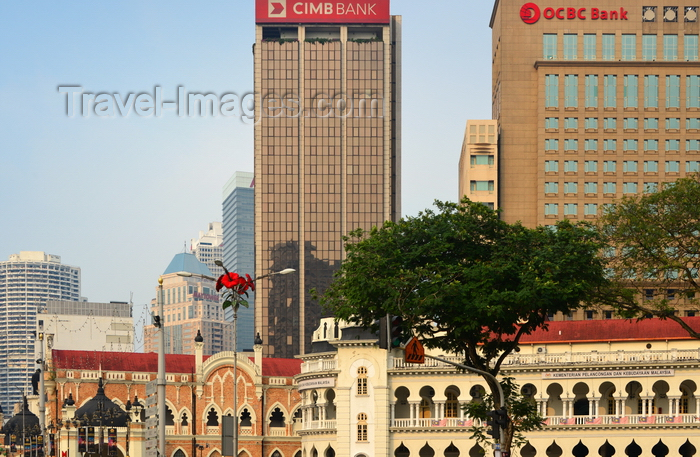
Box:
[253,0,401,358]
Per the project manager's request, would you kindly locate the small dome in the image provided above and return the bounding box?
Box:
[254,333,263,345]
[195,330,204,343]
[72,378,129,427]
[2,397,40,444]
[64,392,75,406]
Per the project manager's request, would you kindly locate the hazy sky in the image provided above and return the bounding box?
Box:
[0,1,494,350]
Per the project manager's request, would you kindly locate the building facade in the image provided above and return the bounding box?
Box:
[0,251,81,417]
[222,171,256,351]
[144,253,232,356]
[484,0,700,227]
[39,336,302,457]
[459,120,500,209]
[41,300,134,352]
[253,0,402,358]
[296,317,700,457]
[191,222,224,279]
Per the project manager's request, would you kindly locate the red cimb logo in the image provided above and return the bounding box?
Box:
[520,3,541,23]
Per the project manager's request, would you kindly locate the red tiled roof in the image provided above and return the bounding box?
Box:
[52,351,205,374]
[52,350,301,377]
[251,357,302,377]
[518,317,700,344]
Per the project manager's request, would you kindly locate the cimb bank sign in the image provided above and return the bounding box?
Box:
[256,0,390,23]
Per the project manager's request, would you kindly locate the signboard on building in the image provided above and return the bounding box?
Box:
[519,3,629,23]
[298,377,336,391]
[543,369,674,379]
[256,0,390,24]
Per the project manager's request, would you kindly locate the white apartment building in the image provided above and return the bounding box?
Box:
[0,251,81,415]
[190,222,224,279]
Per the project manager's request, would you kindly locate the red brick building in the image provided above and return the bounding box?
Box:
[45,338,302,457]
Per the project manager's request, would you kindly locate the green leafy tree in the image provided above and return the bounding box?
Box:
[321,199,608,452]
[598,174,700,338]
[463,377,544,451]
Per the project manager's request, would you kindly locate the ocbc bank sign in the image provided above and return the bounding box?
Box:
[520,2,629,23]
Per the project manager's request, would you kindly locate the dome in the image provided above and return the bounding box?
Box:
[163,253,213,277]
[72,378,129,427]
[2,397,40,444]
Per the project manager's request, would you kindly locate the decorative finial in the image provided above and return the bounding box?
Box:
[254,332,263,345]
[158,276,163,285]
[195,330,204,343]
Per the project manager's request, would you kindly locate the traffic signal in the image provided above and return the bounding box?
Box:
[486,409,501,441]
[495,407,509,429]
[390,316,405,348]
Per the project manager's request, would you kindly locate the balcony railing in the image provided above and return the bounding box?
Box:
[392,417,484,428]
[298,420,337,430]
[266,427,287,436]
[301,359,338,373]
[544,414,699,426]
[388,414,699,429]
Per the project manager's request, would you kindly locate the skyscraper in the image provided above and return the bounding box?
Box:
[254,0,401,357]
[190,222,224,278]
[483,1,700,227]
[222,171,255,350]
[144,253,233,356]
[0,251,81,415]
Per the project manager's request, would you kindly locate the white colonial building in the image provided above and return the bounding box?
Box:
[296,317,700,457]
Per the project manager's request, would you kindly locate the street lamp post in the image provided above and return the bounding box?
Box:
[213,261,295,457]
[157,277,166,457]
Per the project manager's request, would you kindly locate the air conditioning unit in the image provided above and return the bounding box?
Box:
[536,346,547,354]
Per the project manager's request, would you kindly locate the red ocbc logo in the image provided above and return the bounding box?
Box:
[520,2,541,23]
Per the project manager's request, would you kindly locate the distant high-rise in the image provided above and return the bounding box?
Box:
[222,171,255,350]
[254,0,401,357]
[0,251,81,415]
[144,253,233,356]
[190,222,224,278]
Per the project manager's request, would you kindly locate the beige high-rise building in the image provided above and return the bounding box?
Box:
[144,253,233,356]
[474,1,700,226]
[253,0,402,357]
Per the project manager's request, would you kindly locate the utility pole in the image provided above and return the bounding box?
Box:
[157,277,166,457]
[37,320,46,450]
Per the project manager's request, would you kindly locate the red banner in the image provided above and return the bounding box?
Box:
[256,0,390,24]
